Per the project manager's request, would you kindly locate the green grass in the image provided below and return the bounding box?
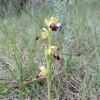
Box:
[0,0,100,99]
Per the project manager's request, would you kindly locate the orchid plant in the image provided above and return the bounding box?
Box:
[36,17,61,100]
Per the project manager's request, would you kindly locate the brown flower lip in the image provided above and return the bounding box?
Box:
[36,75,41,79]
[36,35,42,40]
[53,53,60,60]
[50,23,58,31]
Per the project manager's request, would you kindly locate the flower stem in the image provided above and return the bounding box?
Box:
[45,48,51,100]
[45,34,52,100]
[48,33,52,48]
[47,55,51,100]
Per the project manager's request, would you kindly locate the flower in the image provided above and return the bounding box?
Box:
[41,28,49,38]
[47,46,60,60]
[47,46,58,55]
[36,28,49,40]
[39,66,47,76]
[45,17,61,31]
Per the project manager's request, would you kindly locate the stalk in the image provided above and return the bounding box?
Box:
[37,17,60,100]
[47,54,51,100]
[45,34,52,100]
[48,33,52,48]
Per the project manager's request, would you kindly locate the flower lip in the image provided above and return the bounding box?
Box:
[36,35,42,40]
[50,23,58,31]
[53,53,60,60]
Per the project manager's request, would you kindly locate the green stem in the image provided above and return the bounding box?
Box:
[45,33,52,100]
[45,48,51,100]
[47,55,51,100]
[48,34,52,79]
[48,33,52,48]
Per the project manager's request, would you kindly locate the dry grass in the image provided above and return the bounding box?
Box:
[0,0,100,100]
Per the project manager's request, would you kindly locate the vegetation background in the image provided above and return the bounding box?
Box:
[0,0,100,100]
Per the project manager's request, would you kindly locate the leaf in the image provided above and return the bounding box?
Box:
[0,89,8,95]
[0,83,10,96]
[0,83,9,89]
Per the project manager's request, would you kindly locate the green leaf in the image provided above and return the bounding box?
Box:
[0,89,8,95]
[0,83,9,89]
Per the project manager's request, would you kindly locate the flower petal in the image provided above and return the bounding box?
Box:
[47,49,51,55]
[42,28,47,31]
[42,32,49,38]
[47,46,58,55]
[50,46,58,53]
[45,19,51,26]
[50,17,58,23]
[39,66,46,70]
[56,23,61,27]
[41,28,49,38]
[39,66,47,76]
